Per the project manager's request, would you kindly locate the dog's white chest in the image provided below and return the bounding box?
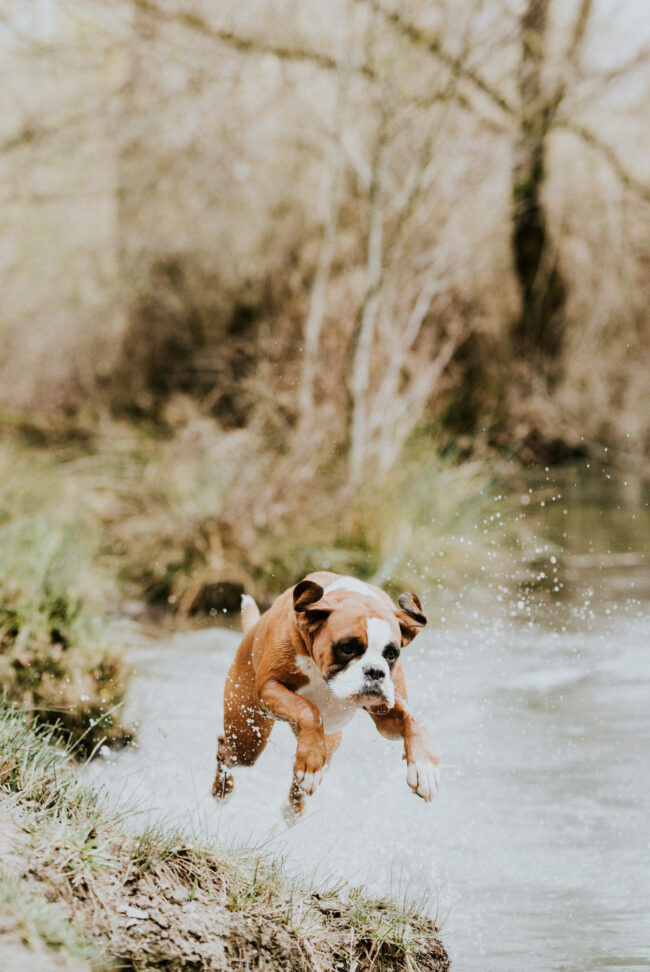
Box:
[295,656,357,734]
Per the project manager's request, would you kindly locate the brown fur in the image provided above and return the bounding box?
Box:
[212,572,438,815]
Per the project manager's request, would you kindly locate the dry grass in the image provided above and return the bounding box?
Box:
[0,703,449,971]
[1,408,515,613]
[0,408,581,620]
[0,439,131,754]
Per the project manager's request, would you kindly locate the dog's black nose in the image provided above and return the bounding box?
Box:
[364,666,385,681]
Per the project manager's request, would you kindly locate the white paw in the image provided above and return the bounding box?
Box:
[406,761,440,802]
[296,768,324,795]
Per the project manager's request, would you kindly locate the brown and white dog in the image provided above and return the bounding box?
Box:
[212,572,439,818]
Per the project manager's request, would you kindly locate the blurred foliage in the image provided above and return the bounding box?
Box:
[0,442,130,754]
[0,0,647,470]
[0,409,550,620]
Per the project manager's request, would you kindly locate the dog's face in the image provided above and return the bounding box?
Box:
[293,578,426,714]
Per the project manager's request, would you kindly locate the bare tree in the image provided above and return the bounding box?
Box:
[1,0,648,467]
[510,0,594,363]
[347,94,392,487]
[297,13,351,427]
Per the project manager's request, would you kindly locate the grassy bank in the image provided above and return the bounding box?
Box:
[0,704,449,971]
[0,439,130,754]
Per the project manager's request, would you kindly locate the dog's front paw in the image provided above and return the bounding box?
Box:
[406,759,440,802]
[295,766,324,795]
[294,730,327,795]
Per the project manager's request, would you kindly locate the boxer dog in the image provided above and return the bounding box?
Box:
[212,572,439,818]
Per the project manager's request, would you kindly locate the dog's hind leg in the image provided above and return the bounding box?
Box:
[212,643,273,800]
[283,730,342,823]
[213,733,237,799]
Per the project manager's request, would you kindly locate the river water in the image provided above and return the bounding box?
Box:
[88,548,650,970]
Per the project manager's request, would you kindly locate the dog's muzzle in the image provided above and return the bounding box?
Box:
[354,678,393,712]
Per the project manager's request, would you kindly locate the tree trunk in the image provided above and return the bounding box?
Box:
[298,141,343,426]
[347,124,387,487]
[511,0,566,362]
[115,1,151,287]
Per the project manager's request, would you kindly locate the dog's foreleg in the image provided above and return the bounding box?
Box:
[283,776,306,824]
[369,666,439,802]
[282,730,342,824]
[258,679,327,795]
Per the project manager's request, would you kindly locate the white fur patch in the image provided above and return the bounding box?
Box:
[295,656,357,733]
[327,617,395,709]
[297,768,323,795]
[406,760,440,802]
[323,576,381,600]
[366,617,393,656]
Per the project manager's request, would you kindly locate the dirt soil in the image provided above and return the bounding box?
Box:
[1,793,449,972]
[85,868,449,971]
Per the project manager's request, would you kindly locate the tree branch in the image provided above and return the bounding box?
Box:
[132,0,509,133]
[0,106,107,156]
[566,0,593,65]
[579,44,650,87]
[132,0,376,80]
[556,121,650,203]
[547,0,594,123]
[357,0,517,118]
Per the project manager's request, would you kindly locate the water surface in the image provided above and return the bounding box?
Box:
[88,557,649,971]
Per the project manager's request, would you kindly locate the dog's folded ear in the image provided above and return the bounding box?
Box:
[395,592,427,645]
[293,579,333,636]
[293,579,325,612]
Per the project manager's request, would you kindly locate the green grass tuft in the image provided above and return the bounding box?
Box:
[0,441,131,754]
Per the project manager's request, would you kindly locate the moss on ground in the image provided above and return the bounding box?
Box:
[0,704,449,971]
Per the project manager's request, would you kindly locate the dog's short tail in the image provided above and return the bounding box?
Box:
[241,593,261,634]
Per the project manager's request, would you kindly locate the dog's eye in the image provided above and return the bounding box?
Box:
[333,638,364,659]
[338,643,358,657]
[383,645,399,663]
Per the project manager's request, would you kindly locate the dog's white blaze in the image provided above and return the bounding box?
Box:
[295,656,357,733]
[328,616,395,709]
[366,617,393,658]
[323,576,381,600]
[364,617,395,708]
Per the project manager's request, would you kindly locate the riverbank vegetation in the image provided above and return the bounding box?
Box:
[0,439,130,754]
[0,405,646,752]
[0,704,449,970]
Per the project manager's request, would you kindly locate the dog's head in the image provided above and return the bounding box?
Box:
[293,576,426,714]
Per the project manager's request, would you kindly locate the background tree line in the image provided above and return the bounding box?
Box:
[1,0,648,486]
